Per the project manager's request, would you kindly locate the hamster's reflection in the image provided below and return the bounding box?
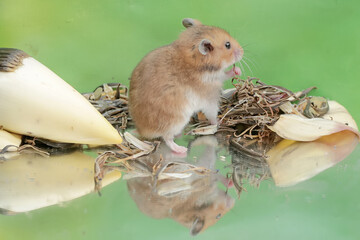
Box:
[126,136,234,235]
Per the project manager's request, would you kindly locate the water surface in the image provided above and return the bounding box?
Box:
[0,133,359,240]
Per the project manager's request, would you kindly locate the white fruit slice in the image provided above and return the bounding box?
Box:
[266,130,358,187]
[0,129,22,150]
[0,48,122,145]
[0,151,121,213]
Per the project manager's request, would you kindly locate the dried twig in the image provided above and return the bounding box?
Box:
[83,83,133,130]
[192,76,317,154]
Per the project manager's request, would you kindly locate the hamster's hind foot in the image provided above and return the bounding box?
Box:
[164,138,188,154]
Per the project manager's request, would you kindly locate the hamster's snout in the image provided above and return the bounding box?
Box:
[234,48,243,62]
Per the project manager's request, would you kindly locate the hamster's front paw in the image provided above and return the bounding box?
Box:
[232,66,241,76]
[225,66,241,78]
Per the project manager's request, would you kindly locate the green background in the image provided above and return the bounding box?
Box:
[1,0,360,239]
[1,0,360,123]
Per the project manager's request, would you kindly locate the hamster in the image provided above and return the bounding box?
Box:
[129,18,243,153]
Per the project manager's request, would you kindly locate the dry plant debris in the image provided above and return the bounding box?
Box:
[190,76,319,157]
[206,77,319,194]
[229,143,272,196]
[83,83,133,131]
[93,132,158,192]
[219,77,316,137]
[93,132,211,193]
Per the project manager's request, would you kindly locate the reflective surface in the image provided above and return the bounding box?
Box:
[0,132,359,239]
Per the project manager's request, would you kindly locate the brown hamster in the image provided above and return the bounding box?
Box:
[129,18,243,153]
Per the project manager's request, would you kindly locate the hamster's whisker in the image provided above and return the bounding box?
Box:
[243,56,260,72]
[240,42,258,52]
[238,61,245,76]
[240,43,251,50]
[241,58,254,77]
[241,48,260,63]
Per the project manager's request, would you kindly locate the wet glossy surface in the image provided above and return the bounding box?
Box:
[0,133,359,239]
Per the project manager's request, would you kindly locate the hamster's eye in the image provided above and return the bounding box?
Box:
[225,42,231,49]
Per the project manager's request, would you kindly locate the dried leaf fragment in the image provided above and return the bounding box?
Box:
[268,101,359,141]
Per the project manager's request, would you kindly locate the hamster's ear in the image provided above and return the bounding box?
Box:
[199,39,214,55]
[190,217,205,236]
[182,18,202,28]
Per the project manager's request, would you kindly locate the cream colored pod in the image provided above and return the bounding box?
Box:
[266,130,359,187]
[0,129,22,149]
[0,48,122,146]
[0,151,122,213]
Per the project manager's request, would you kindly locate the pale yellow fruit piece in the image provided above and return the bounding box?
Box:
[267,130,358,187]
[0,57,122,145]
[0,129,22,150]
[0,151,121,213]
